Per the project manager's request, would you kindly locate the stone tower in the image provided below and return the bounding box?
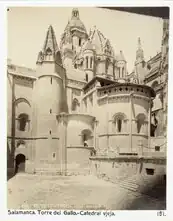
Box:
[60,8,88,70]
[33,25,66,170]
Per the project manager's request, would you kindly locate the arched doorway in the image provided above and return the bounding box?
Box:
[15,154,26,173]
[81,129,93,146]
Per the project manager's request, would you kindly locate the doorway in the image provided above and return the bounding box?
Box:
[15,154,26,173]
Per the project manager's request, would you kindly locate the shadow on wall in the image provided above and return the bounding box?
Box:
[7,141,15,181]
[124,175,166,210]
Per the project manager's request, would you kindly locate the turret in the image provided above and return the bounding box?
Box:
[60,8,88,64]
[83,40,95,82]
[116,50,127,83]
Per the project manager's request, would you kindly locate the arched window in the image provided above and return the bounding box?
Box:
[113,113,126,133]
[151,81,159,90]
[119,67,121,78]
[86,56,89,69]
[18,113,29,131]
[86,74,88,82]
[81,129,93,146]
[90,57,93,69]
[105,58,109,73]
[136,113,146,133]
[79,38,81,46]
[117,119,122,132]
[122,67,124,78]
[71,98,80,112]
[150,113,158,137]
[55,51,63,65]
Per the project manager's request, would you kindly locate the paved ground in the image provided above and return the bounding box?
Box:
[7,173,166,210]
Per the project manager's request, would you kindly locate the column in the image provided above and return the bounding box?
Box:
[148,99,151,149]
[58,113,68,175]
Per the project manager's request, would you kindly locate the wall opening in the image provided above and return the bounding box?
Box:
[86,74,88,82]
[15,154,26,173]
[136,113,146,133]
[150,113,158,137]
[17,113,29,131]
[79,38,81,46]
[86,56,89,69]
[90,57,93,69]
[113,113,126,133]
[146,168,154,175]
[17,140,25,148]
[155,146,160,151]
[71,98,80,112]
[117,119,122,132]
[81,129,93,146]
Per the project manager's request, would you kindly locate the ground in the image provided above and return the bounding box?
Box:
[7,173,166,210]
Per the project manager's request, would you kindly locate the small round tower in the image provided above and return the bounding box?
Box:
[116,50,127,83]
[83,40,95,82]
[33,25,66,171]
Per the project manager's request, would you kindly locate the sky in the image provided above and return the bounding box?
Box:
[7,7,163,72]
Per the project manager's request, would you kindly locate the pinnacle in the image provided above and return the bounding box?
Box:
[42,25,59,54]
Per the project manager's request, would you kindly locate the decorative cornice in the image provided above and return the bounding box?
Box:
[67,146,94,150]
[7,136,48,140]
[98,94,150,105]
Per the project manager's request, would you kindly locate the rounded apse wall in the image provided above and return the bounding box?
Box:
[67,114,95,147]
[96,84,155,154]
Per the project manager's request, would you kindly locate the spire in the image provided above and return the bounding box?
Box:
[37,25,61,64]
[138,37,142,49]
[136,37,144,64]
[42,25,59,54]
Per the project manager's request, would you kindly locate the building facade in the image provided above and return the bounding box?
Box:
[7,9,168,176]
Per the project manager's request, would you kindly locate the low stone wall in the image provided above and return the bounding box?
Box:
[90,156,166,182]
[67,146,93,175]
[90,156,140,181]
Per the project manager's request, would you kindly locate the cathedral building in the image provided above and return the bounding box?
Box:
[7,8,168,176]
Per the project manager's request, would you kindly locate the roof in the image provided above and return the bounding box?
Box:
[43,25,59,53]
[83,76,117,91]
[7,62,36,79]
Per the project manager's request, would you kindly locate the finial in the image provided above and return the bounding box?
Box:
[138,37,141,49]
[72,8,79,18]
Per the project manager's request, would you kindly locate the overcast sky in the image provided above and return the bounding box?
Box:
[7,7,163,72]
